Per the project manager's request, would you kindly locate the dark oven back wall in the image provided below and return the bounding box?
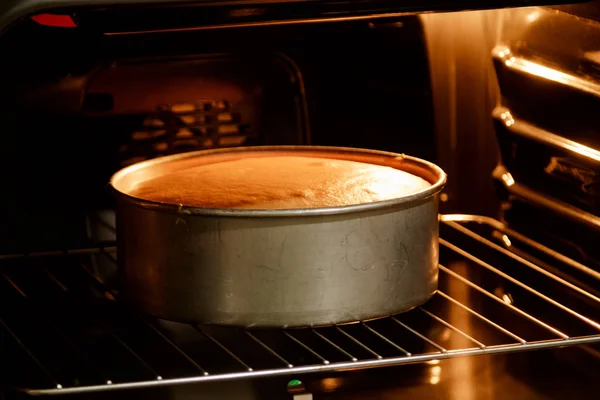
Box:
[290,18,435,155]
[0,16,435,253]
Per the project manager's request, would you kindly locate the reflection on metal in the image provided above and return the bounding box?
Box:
[526,10,541,23]
[419,306,486,349]
[492,107,600,163]
[393,317,447,353]
[493,165,600,232]
[501,171,515,187]
[440,327,452,342]
[499,109,514,127]
[444,257,472,398]
[493,46,600,99]
[320,377,343,391]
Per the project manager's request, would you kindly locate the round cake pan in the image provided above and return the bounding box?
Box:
[110,146,447,327]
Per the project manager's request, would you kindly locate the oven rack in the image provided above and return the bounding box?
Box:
[2,215,600,396]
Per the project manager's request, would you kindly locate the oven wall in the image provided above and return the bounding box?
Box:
[489,2,600,268]
[421,9,503,217]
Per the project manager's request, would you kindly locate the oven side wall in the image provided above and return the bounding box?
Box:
[421,10,503,216]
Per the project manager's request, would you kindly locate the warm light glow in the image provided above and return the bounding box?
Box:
[502,294,513,305]
[320,378,342,391]
[502,293,514,304]
[503,51,587,93]
[526,11,541,23]
[441,328,452,342]
[501,172,515,187]
[567,142,600,163]
[520,60,568,84]
[501,234,512,247]
[500,111,514,127]
[426,359,440,365]
[429,365,442,385]
[496,106,600,164]
[497,48,510,58]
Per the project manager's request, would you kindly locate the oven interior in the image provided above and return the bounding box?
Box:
[0,14,436,254]
[2,1,600,398]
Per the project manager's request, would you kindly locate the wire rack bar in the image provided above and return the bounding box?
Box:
[441,238,600,332]
[439,265,569,339]
[88,213,117,235]
[443,220,600,302]
[311,329,357,362]
[0,318,62,389]
[335,326,383,359]
[2,272,28,298]
[0,247,117,261]
[1,272,113,385]
[196,326,253,372]
[142,319,209,376]
[417,307,486,349]
[76,258,212,376]
[391,317,446,353]
[435,290,525,344]
[79,262,106,286]
[42,268,163,381]
[3,216,600,396]
[99,247,118,264]
[487,220,600,281]
[22,334,600,396]
[44,269,68,292]
[284,331,330,365]
[362,323,411,356]
[244,331,294,368]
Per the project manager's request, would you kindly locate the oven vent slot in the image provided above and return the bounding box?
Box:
[116,100,253,167]
[81,55,309,168]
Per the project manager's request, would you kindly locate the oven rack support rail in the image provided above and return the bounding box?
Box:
[2,215,600,395]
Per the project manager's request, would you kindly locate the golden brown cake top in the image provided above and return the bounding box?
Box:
[130,155,431,209]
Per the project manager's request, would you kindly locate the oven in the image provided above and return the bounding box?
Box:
[2,0,600,399]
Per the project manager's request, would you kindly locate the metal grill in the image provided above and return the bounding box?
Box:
[2,215,600,396]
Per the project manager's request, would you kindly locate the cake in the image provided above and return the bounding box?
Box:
[130,155,431,209]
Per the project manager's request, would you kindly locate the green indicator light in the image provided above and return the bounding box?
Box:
[288,379,302,387]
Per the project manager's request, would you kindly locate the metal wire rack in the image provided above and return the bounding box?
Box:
[2,215,600,396]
